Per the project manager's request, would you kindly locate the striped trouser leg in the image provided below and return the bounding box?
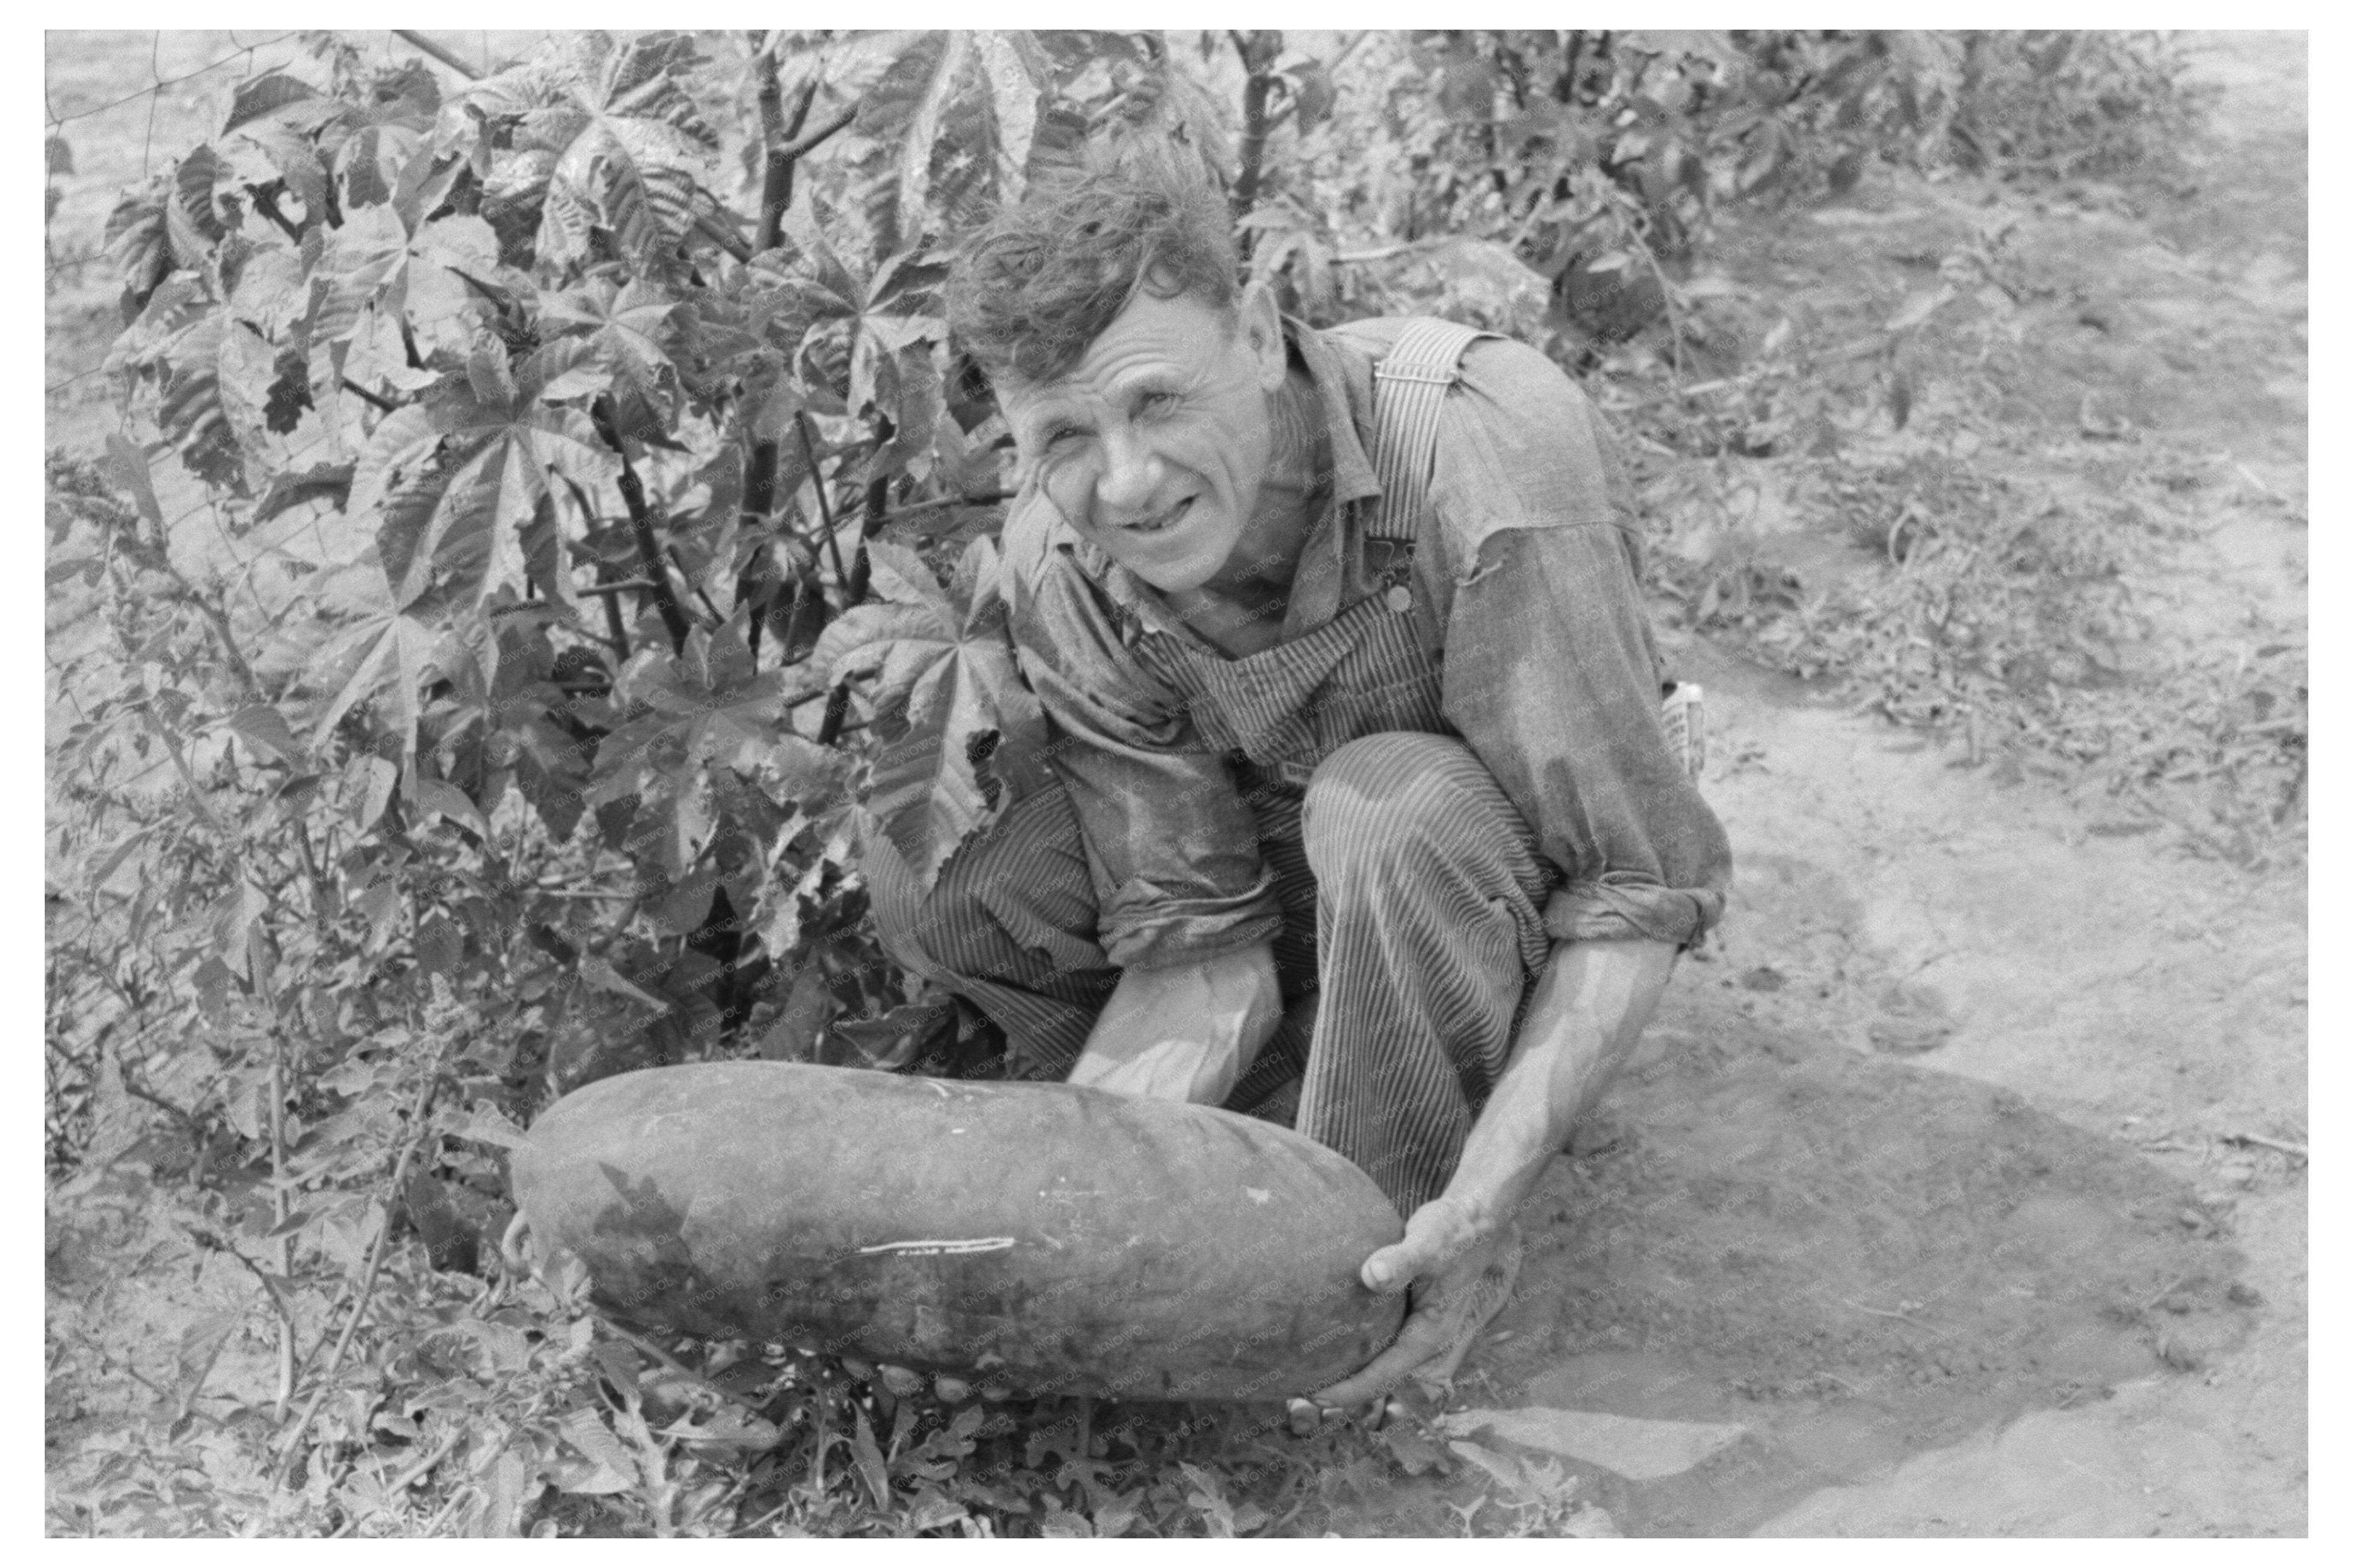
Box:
[1295,733,1555,1215]
[866,783,1121,1082]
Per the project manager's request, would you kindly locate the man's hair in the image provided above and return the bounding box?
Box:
[947,141,1238,385]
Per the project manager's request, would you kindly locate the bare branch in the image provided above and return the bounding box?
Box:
[392,30,482,82]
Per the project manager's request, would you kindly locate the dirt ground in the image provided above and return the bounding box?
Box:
[45,30,2307,1538]
[1320,31,2309,1537]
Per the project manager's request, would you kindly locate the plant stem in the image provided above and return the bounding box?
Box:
[793,413,850,590]
[1230,31,1280,234]
[666,545,726,626]
[135,703,230,834]
[691,213,753,264]
[779,106,856,165]
[339,376,398,414]
[269,1024,294,1420]
[887,489,1012,519]
[105,510,263,697]
[1637,237,1687,381]
[753,53,819,255]
[591,395,692,653]
[393,30,482,82]
[268,1065,444,1494]
[816,460,892,747]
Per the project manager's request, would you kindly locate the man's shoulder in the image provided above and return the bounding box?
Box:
[1321,314,1563,384]
[1355,320,1628,547]
[1321,316,1596,451]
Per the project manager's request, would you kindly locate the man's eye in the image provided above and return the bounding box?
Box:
[1043,426,1085,449]
[1137,391,1177,415]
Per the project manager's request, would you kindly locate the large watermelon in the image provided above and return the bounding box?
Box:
[512,1061,1407,1401]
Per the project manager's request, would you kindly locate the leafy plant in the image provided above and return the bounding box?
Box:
[1950,31,2204,181]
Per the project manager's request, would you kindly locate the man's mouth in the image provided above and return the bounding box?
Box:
[1117,496,1193,536]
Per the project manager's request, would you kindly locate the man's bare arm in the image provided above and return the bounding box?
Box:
[1066,940,1284,1105]
[1407,934,1676,1250]
[1313,935,1677,1405]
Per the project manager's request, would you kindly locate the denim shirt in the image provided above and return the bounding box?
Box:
[999,317,1733,970]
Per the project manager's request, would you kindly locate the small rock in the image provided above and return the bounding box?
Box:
[1739,966,1786,993]
[1869,1015,1954,1054]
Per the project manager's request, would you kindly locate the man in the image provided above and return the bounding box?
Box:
[869,148,1731,1414]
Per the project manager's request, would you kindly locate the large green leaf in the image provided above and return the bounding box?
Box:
[466,31,720,278]
[321,62,443,211]
[822,536,1049,890]
[105,277,258,492]
[538,278,685,425]
[304,607,439,771]
[103,182,176,316]
[856,31,1045,239]
[587,624,846,880]
[223,68,322,135]
[757,219,948,429]
[310,204,499,348]
[345,334,617,611]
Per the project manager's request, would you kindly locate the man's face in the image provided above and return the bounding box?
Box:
[997,285,1287,594]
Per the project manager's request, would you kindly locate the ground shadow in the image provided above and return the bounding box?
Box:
[1437,992,2254,1535]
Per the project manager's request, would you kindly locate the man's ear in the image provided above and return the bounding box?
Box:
[1234,280,1288,391]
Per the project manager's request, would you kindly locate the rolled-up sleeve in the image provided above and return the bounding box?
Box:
[1005,509,1284,969]
[1423,340,1732,947]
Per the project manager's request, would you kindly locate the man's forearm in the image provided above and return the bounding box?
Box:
[1067,940,1284,1104]
[1439,936,1679,1235]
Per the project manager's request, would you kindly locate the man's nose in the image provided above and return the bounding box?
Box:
[1094,428,1162,517]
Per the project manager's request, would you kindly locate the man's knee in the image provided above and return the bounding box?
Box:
[873,790,1101,987]
[1301,732,1494,877]
[872,864,990,982]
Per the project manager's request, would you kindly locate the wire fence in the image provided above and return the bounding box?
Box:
[46,30,306,289]
[42,30,524,292]
[42,33,490,784]
[44,30,300,145]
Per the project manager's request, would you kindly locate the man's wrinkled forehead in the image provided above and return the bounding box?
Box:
[998,294,1235,427]
[996,281,1235,385]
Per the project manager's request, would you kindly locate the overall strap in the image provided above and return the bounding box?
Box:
[1365,317,1490,543]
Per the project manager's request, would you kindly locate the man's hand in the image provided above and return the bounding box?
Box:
[1298,939,1676,1426]
[1306,1196,1523,1411]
